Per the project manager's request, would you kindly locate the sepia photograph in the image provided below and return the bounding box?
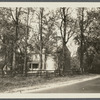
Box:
[0,2,100,98]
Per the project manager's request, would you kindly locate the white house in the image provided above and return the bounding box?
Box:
[27,49,57,73]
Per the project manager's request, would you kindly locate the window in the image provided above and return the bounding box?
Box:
[32,64,38,69]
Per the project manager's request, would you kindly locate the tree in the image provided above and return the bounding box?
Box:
[10,7,22,71]
[39,8,44,70]
[75,8,94,73]
[79,8,84,73]
[59,7,77,75]
[0,7,32,75]
[0,8,15,75]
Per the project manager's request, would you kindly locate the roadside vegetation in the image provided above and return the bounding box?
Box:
[0,74,97,93]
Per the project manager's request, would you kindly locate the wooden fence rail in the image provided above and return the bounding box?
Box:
[0,69,81,77]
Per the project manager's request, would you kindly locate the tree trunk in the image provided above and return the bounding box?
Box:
[12,49,16,70]
[80,8,84,73]
[12,8,18,71]
[39,8,43,74]
[62,8,67,75]
[2,36,7,76]
[62,41,67,75]
[24,8,29,77]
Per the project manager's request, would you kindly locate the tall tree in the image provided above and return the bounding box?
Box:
[10,7,21,71]
[79,8,84,73]
[59,7,77,75]
[0,8,15,75]
[39,8,44,70]
[76,8,94,73]
[24,8,30,76]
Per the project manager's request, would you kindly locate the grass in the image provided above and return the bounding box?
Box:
[0,73,98,93]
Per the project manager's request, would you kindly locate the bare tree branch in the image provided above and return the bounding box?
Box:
[18,7,22,18]
[65,20,77,44]
[10,8,16,22]
[60,19,63,39]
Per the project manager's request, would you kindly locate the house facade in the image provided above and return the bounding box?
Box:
[27,49,57,72]
[28,46,71,74]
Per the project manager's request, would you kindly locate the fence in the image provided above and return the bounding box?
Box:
[0,69,81,77]
[0,69,57,77]
[27,70,56,77]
